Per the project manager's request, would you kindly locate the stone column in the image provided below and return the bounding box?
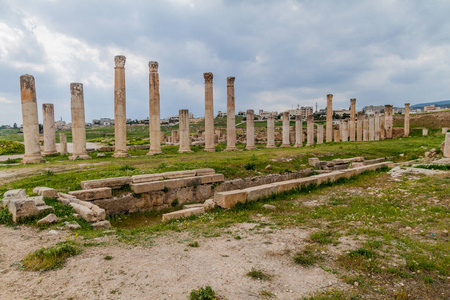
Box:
[363,115,369,141]
[266,115,275,148]
[20,75,45,163]
[404,103,410,137]
[317,124,324,144]
[281,112,290,147]
[333,129,340,142]
[369,115,375,141]
[204,72,215,152]
[245,109,255,150]
[59,133,68,155]
[343,119,349,141]
[326,94,333,142]
[178,109,191,153]
[374,113,380,140]
[380,114,386,140]
[171,130,179,144]
[349,98,356,141]
[444,133,450,158]
[148,61,162,155]
[112,55,130,158]
[356,111,363,142]
[385,105,393,139]
[225,77,236,151]
[69,83,90,160]
[306,114,314,146]
[294,115,303,147]
[42,103,57,156]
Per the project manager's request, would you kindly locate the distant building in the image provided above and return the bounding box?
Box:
[93,118,114,126]
[217,111,227,118]
[424,104,442,112]
[55,120,66,130]
[363,105,384,114]
[258,110,277,119]
[333,109,351,117]
[238,111,245,116]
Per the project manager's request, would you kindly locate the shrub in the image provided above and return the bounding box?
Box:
[0,140,25,155]
[119,164,136,171]
[244,162,256,170]
[189,286,216,300]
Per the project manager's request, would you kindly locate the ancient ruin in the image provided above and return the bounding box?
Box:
[148,61,162,155]
[225,77,237,151]
[204,72,215,152]
[42,103,57,156]
[113,55,130,158]
[69,83,91,160]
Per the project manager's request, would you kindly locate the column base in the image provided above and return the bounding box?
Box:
[204,147,215,152]
[69,154,91,160]
[178,149,192,153]
[280,144,291,147]
[42,150,58,156]
[266,144,276,148]
[147,150,162,155]
[21,155,45,164]
[293,144,303,147]
[245,146,256,150]
[225,146,237,151]
[305,143,313,147]
[112,152,130,158]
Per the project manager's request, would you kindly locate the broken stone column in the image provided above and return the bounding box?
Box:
[343,119,349,142]
[385,105,393,139]
[333,129,340,142]
[306,114,314,146]
[245,109,255,150]
[266,115,275,148]
[204,72,215,152]
[69,83,90,160]
[404,103,410,137]
[369,115,375,141]
[281,112,290,147]
[59,133,67,155]
[148,61,162,155]
[178,109,191,153]
[171,130,179,144]
[374,113,380,141]
[363,115,369,141]
[326,94,333,142]
[225,77,237,151]
[20,75,45,164]
[357,111,363,142]
[444,133,450,158]
[294,115,303,147]
[349,98,356,142]
[42,103,57,156]
[113,55,130,158]
[380,114,386,140]
[317,124,324,144]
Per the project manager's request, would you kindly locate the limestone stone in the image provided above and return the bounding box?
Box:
[81,177,132,189]
[195,168,215,176]
[8,199,39,222]
[214,190,248,209]
[204,72,215,152]
[404,103,410,137]
[374,113,380,140]
[244,184,277,202]
[444,133,450,158]
[306,114,314,146]
[130,181,165,193]
[326,94,333,142]
[317,124,324,144]
[369,115,375,141]
[92,220,112,230]
[281,111,290,147]
[132,173,164,184]
[385,104,393,139]
[69,83,91,160]
[178,109,192,152]
[68,187,112,201]
[37,213,59,225]
[333,129,340,142]
[2,189,27,208]
[246,109,256,150]
[423,128,428,136]
[33,187,58,198]
[271,180,302,193]
[183,203,204,209]
[148,61,162,155]
[266,114,276,148]
[225,77,237,151]
[65,221,81,230]
[262,204,276,211]
[42,103,57,156]
[442,128,448,134]
[162,207,205,221]
[356,111,363,142]
[349,98,356,141]
[59,133,68,155]
[20,75,45,164]
[69,202,95,222]
[113,55,130,158]
[294,115,303,147]
[163,170,197,179]
[203,199,215,210]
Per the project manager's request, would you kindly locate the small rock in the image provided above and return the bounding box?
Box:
[72,213,80,218]
[37,213,60,225]
[399,154,404,157]
[442,230,449,237]
[48,230,58,235]
[92,220,111,230]
[64,221,81,230]
[262,204,276,211]
[405,226,412,231]
[265,164,272,170]
[96,153,106,157]
[354,282,359,287]
[202,199,215,210]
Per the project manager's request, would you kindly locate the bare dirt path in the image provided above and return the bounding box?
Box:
[0,225,342,300]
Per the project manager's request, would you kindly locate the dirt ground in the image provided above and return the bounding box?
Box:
[0,224,345,300]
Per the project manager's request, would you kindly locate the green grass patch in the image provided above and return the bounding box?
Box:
[415,164,450,171]
[189,286,216,300]
[247,268,272,281]
[22,241,80,271]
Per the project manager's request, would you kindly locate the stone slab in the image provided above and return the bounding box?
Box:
[162,170,197,179]
[8,199,39,222]
[130,181,165,193]
[183,204,204,209]
[162,207,205,221]
[2,189,26,207]
[68,187,112,201]
[81,177,132,189]
[131,173,164,184]
[271,180,302,193]
[69,202,95,222]
[244,184,278,202]
[194,168,215,176]
[33,187,58,198]
[214,190,248,209]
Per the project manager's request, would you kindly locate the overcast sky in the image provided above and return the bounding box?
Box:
[1,0,450,125]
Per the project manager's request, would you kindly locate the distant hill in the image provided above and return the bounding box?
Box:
[411,100,450,109]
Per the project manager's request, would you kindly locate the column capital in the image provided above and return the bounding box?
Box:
[246,109,254,115]
[204,72,213,84]
[20,74,35,92]
[350,98,356,104]
[327,94,333,99]
[149,61,159,72]
[227,76,235,86]
[283,111,289,117]
[114,55,126,68]
[70,83,83,97]
[405,103,410,107]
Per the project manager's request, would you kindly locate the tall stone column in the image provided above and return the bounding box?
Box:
[444,133,450,158]
[42,103,57,156]
[380,114,386,140]
[59,133,68,155]
[348,98,356,142]
[326,94,333,142]
[306,114,314,146]
[225,77,236,151]
[356,112,363,142]
[148,61,162,155]
[341,119,348,141]
[203,72,215,152]
[374,113,380,140]
[404,103,410,137]
[245,109,255,150]
[369,115,375,141]
[281,112,290,147]
[69,83,90,160]
[20,75,45,163]
[266,115,275,148]
[385,105,393,139]
[363,115,369,141]
[178,109,191,153]
[294,115,303,147]
[112,55,130,158]
[171,130,179,144]
[317,124,324,144]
